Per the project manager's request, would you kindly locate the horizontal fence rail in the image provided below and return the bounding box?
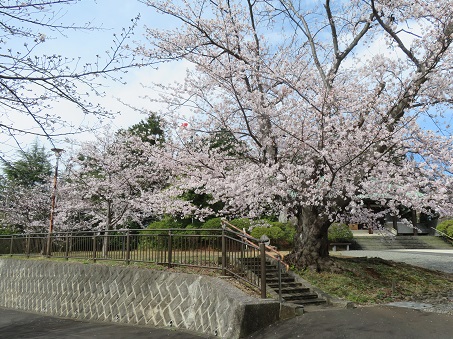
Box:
[0,222,288,299]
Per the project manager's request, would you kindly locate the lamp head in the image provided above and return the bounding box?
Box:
[51,148,65,158]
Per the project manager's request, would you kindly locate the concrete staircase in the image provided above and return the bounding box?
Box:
[353,235,453,251]
[241,258,327,306]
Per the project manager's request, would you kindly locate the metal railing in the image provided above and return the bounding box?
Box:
[431,227,453,243]
[220,220,288,299]
[0,224,288,299]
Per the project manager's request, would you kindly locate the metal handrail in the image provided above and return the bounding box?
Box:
[221,219,289,270]
[431,227,453,242]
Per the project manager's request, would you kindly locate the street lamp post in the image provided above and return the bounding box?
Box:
[47,147,64,257]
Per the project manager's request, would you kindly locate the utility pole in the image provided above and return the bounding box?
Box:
[47,147,64,257]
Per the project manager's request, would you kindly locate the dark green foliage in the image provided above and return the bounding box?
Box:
[139,216,198,250]
[328,223,353,242]
[180,190,224,216]
[126,113,164,144]
[202,217,222,230]
[209,128,243,156]
[146,216,185,230]
[436,220,453,238]
[0,142,52,232]
[198,217,223,243]
[0,226,17,235]
[251,225,284,241]
[250,221,296,250]
[1,142,51,187]
[229,218,251,230]
[272,221,296,246]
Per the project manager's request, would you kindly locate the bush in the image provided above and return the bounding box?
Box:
[202,217,223,230]
[146,216,185,230]
[448,227,453,238]
[229,218,251,230]
[0,227,18,235]
[250,221,296,250]
[198,217,223,244]
[436,219,453,237]
[328,223,353,243]
[139,216,187,250]
[251,225,284,241]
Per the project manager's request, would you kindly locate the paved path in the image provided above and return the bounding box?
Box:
[2,249,451,338]
[247,305,453,339]
[334,249,453,273]
[0,307,206,339]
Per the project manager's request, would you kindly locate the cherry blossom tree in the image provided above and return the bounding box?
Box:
[57,128,167,256]
[137,0,453,270]
[0,142,52,232]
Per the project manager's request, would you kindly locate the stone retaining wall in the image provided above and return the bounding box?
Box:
[0,258,279,338]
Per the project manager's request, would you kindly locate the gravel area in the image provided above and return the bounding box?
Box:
[335,249,453,315]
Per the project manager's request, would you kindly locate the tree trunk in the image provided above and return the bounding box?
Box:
[285,206,333,272]
[102,201,112,258]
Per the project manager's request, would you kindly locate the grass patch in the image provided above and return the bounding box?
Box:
[297,256,453,304]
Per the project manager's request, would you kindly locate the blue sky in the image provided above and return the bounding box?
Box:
[3,0,451,161]
[2,0,187,159]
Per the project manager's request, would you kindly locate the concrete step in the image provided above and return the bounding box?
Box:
[268,282,305,289]
[282,292,319,301]
[266,276,295,283]
[278,287,311,294]
[289,298,328,306]
[240,257,328,307]
[353,236,452,250]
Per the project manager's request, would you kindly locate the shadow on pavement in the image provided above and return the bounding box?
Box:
[0,307,207,339]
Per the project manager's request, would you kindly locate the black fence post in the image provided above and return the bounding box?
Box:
[240,232,245,266]
[9,236,14,256]
[65,234,69,260]
[167,230,172,268]
[277,257,282,303]
[260,242,267,299]
[92,234,97,263]
[126,230,131,265]
[221,226,226,276]
[26,235,30,258]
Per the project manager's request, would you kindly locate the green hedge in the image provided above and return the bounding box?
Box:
[201,217,223,230]
[250,220,295,250]
[138,216,298,251]
[140,216,189,250]
[229,218,251,230]
[328,223,353,242]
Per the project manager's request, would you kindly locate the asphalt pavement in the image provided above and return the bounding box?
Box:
[247,305,453,339]
[0,307,207,339]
